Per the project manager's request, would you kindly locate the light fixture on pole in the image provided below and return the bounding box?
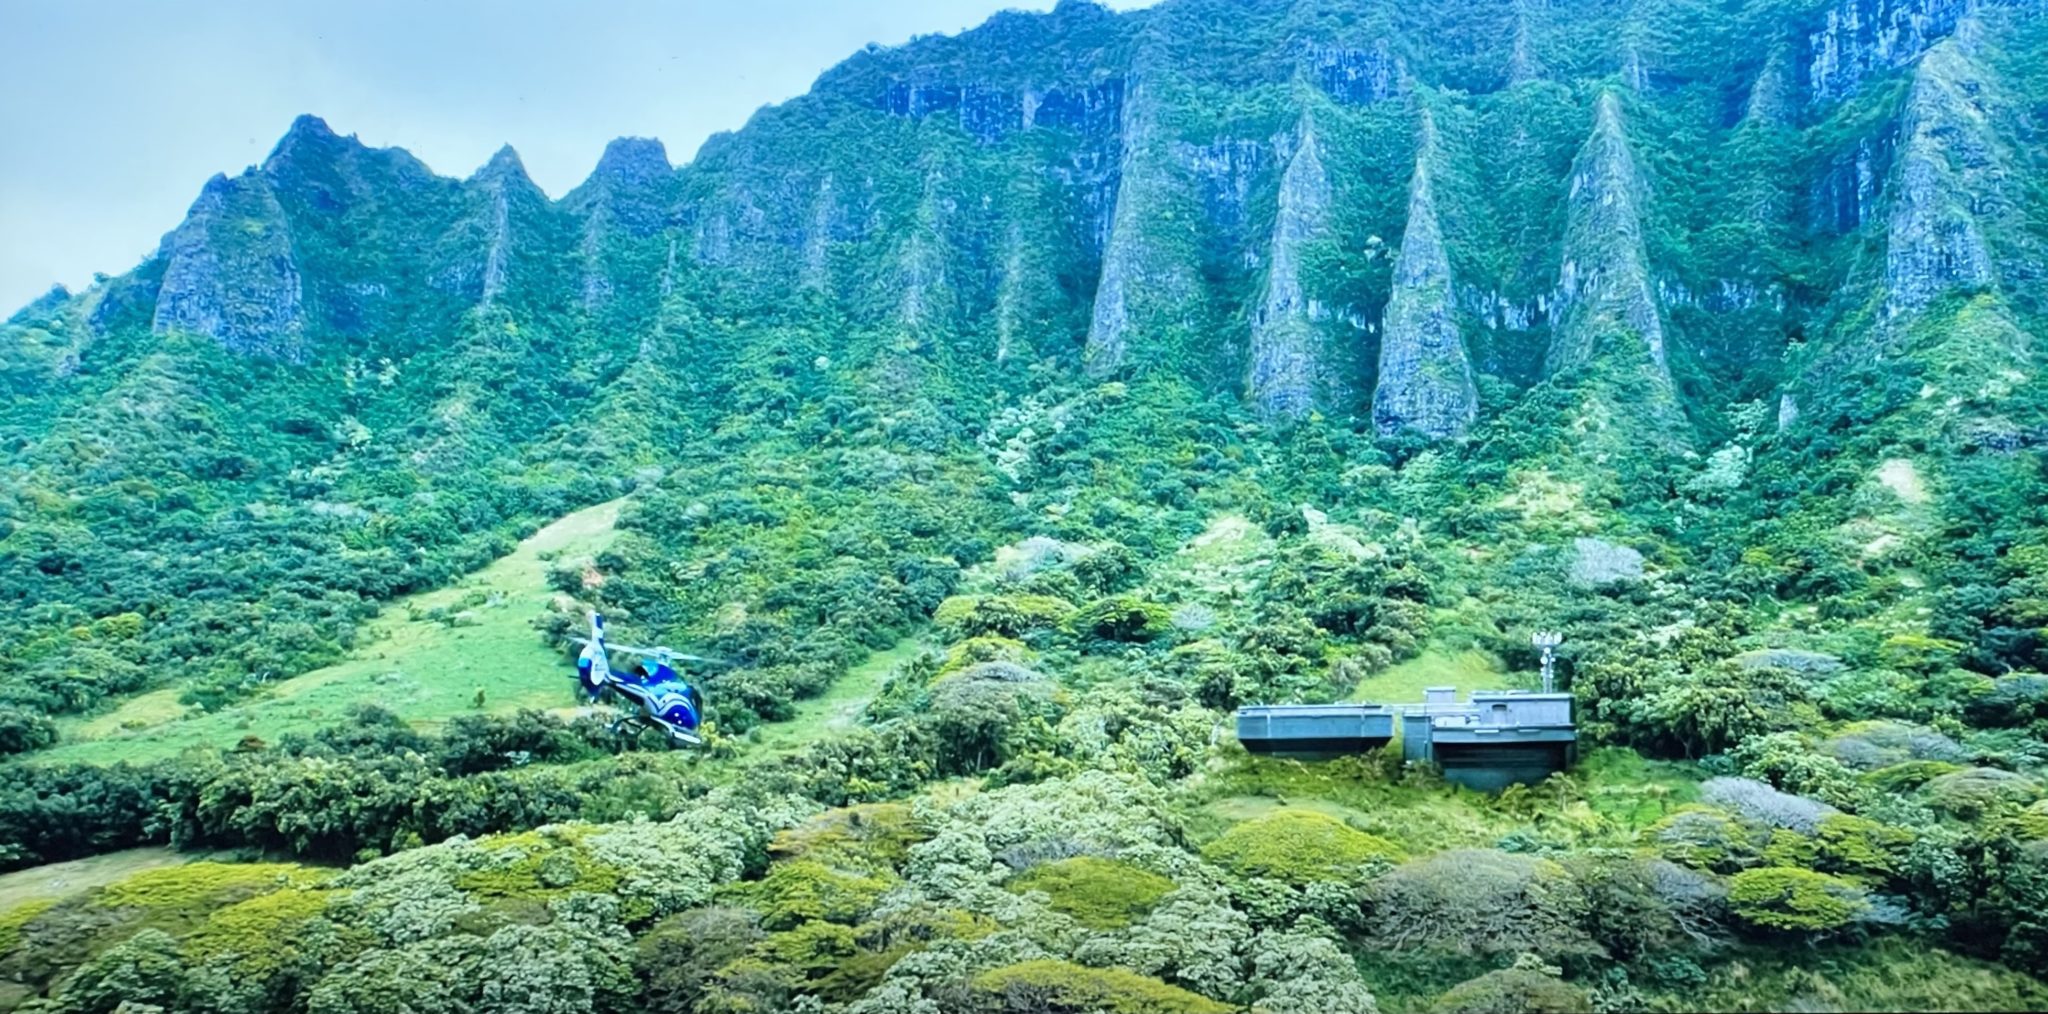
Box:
[1532,631,1563,693]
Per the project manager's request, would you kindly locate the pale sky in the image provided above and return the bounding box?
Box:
[0,0,1156,313]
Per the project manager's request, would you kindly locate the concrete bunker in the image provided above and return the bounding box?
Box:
[1235,687,1576,792]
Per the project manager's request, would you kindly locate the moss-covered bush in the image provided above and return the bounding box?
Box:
[1202,810,1404,884]
[1727,867,1869,933]
[968,959,1233,1014]
[933,594,1076,639]
[740,859,892,930]
[1647,806,1764,873]
[1068,596,1175,643]
[1006,856,1175,929]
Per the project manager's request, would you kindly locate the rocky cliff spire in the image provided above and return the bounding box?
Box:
[1373,110,1477,440]
[151,173,308,360]
[1744,41,1797,127]
[1083,74,1202,377]
[1246,111,1334,419]
[1882,39,1998,322]
[1548,93,1671,388]
[1507,2,1544,86]
[471,146,541,308]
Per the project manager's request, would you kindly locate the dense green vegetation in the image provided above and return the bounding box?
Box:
[6,0,2048,1009]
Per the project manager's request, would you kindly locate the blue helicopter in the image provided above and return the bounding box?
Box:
[571,612,711,746]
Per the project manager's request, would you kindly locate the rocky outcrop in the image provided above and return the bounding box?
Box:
[1548,94,1673,392]
[150,173,308,360]
[1306,42,1404,106]
[1246,116,1334,418]
[800,174,838,292]
[1882,40,1999,321]
[1567,537,1645,587]
[1745,41,1798,126]
[1373,113,1477,439]
[1806,0,1969,104]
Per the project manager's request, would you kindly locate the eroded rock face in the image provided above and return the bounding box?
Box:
[1806,0,1969,105]
[443,145,549,308]
[1247,119,1333,419]
[1306,41,1405,106]
[1883,41,1998,321]
[151,173,308,360]
[1084,79,1203,377]
[1373,116,1477,440]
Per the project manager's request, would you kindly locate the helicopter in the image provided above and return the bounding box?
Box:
[570,612,715,746]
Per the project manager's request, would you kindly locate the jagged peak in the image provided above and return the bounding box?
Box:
[471,144,542,192]
[592,136,673,185]
[263,113,353,170]
[1549,87,1672,389]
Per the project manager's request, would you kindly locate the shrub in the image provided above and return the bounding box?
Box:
[1006,857,1175,929]
[47,927,185,1014]
[1727,867,1869,933]
[768,803,923,871]
[1431,967,1593,1014]
[1201,810,1404,884]
[741,859,892,930]
[0,705,57,755]
[1068,596,1174,643]
[94,863,320,918]
[1824,721,1966,770]
[1699,777,1835,833]
[1646,807,1763,873]
[1923,768,2044,819]
[1862,760,1966,794]
[0,898,55,955]
[969,959,1233,1014]
[933,594,1075,639]
[636,907,763,1014]
[1363,850,1597,959]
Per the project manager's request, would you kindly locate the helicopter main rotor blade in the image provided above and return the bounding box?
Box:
[564,636,730,666]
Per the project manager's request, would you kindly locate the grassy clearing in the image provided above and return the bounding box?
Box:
[1184,753,1511,854]
[0,848,202,912]
[742,636,929,755]
[41,499,628,765]
[1347,647,1515,704]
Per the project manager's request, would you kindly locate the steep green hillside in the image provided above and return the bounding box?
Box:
[4,0,2048,1010]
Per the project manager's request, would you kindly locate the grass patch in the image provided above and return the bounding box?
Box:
[36,499,628,765]
[1348,647,1515,704]
[744,636,927,755]
[1575,747,1703,830]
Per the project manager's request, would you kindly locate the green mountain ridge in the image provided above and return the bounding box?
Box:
[4,0,2048,1010]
